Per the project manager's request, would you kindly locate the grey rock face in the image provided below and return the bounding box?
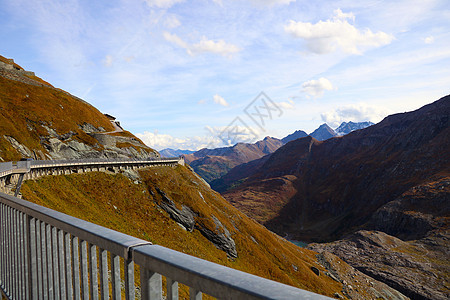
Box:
[197,215,238,258]
[3,136,34,158]
[308,230,449,300]
[154,187,237,258]
[39,123,159,160]
[155,187,196,232]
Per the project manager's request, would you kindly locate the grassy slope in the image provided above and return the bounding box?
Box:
[21,165,344,298]
[0,55,124,160]
[0,75,115,161]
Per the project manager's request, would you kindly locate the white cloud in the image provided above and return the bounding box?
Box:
[302,77,334,97]
[213,94,229,106]
[163,31,187,48]
[277,99,294,110]
[144,0,184,9]
[321,103,390,128]
[285,9,394,54]
[163,32,241,57]
[249,0,296,6]
[424,36,434,44]
[189,37,241,57]
[164,15,181,28]
[204,124,260,147]
[136,131,207,151]
[136,125,260,150]
[103,55,113,67]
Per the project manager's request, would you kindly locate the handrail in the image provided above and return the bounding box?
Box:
[0,191,331,299]
[0,157,182,179]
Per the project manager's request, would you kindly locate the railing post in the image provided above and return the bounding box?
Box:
[167,278,178,300]
[65,233,73,299]
[46,224,54,300]
[189,287,202,300]
[80,240,89,299]
[0,204,4,292]
[58,230,67,300]
[35,220,43,299]
[125,260,135,300]
[51,226,60,298]
[140,269,162,300]
[72,236,81,300]
[26,215,37,299]
[89,244,99,300]
[111,255,121,300]
[99,249,109,300]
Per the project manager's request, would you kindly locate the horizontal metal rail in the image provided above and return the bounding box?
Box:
[0,191,331,299]
[0,157,182,179]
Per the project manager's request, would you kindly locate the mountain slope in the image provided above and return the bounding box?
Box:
[224,95,450,241]
[309,176,449,300]
[223,96,449,298]
[184,136,283,182]
[21,165,407,299]
[0,55,157,161]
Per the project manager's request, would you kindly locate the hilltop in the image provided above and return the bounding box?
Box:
[0,54,409,299]
[0,55,157,161]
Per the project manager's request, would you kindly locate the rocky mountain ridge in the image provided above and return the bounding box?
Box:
[185,121,373,186]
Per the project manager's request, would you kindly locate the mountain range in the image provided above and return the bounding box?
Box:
[159,148,195,157]
[222,95,449,299]
[184,121,373,184]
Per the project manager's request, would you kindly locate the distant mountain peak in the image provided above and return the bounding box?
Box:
[335,121,374,136]
[309,123,336,141]
[281,130,308,144]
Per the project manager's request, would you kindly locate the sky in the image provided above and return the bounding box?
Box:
[1,0,449,150]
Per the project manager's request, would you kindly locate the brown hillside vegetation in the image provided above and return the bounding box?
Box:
[0,55,156,161]
[21,165,406,299]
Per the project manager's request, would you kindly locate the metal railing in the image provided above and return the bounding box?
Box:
[0,162,13,178]
[0,158,182,179]
[0,191,331,299]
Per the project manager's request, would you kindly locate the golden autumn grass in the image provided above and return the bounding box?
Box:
[0,75,115,161]
[21,165,344,298]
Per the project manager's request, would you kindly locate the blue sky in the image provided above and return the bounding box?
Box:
[1,0,449,150]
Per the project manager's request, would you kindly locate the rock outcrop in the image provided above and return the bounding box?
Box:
[154,186,238,258]
[196,215,237,258]
[308,230,449,300]
[155,187,196,232]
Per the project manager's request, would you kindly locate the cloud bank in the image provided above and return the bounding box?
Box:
[302,77,334,97]
[163,32,241,57]
[285,9,394,54]
[321,103,390,128]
